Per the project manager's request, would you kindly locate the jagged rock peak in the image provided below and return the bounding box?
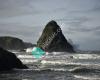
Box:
[43,20,61,33]
[37,20,75,52]
[46,20,59,28]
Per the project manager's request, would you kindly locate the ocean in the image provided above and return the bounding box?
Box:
[0,51,100,80]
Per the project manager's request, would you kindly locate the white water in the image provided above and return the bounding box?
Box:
[1,51,100,80]
[17,52,100,66]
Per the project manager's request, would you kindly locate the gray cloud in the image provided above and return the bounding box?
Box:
[0,23,43,43]
[0,0,41,17]
[67,26,100,32]
[0,0,100,50]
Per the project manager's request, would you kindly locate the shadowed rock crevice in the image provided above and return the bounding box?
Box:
[37,20,75,52]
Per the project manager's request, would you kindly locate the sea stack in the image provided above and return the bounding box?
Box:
[37,20,75,52]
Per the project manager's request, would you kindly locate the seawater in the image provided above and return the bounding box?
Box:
[0,51,100,80]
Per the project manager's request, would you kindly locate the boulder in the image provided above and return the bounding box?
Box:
[0,47,28,71]
[37,20,75,52]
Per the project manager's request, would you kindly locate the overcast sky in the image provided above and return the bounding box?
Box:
[0,0,100,51]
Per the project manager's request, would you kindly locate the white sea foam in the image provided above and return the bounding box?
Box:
[18,55,34,58]
[46,52,100,59]
[17,53,100,67]
[50,68,67,71]
[72,54,100,59]
[41,60,71,65]
[26,48,33,53]
[20,59,39,64]
[74,75,100,80]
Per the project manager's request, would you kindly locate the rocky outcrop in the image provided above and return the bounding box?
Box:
[37,20,75,52]
[0,36,34,50]
[0,47,28,71]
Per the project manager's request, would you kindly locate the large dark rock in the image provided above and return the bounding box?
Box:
[0,36,34,50]
[37,20,75,52]
[0,47,28,71]
[0,36,25,50]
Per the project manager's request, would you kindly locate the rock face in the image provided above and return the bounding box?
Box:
[0,47,28,71]
[37,20,75,52]
[0,36,34,50]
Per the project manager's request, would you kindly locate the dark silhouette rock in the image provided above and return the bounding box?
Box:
[0,36,34,50]
[0,47,28,71]
[37,20,75,52]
